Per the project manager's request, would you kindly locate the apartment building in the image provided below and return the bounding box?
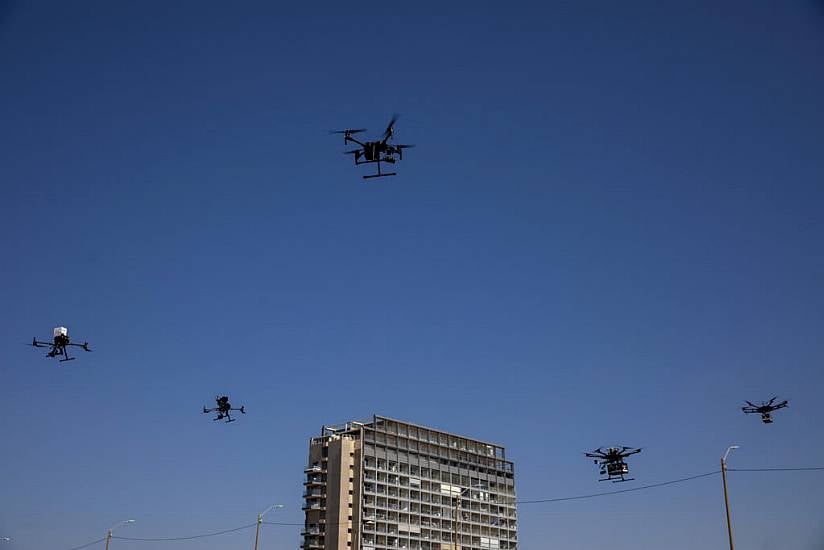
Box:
[301,415,517,550]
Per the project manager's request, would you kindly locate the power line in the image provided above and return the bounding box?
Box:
[729,466,824,472]
[113,523,255,542]
[516,471,721,504]
[63,538,106,550]
[55,465,824,546]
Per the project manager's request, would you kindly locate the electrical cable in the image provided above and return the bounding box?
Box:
[729,466,824,472]
[57,465,824,546]
[63,538,107,550]
[112,523,256,541]
[516,471,721,504]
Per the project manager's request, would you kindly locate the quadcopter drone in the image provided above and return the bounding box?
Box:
[203,395,245,423]
[331,114,414,179]
[585,446,642,482]
[31,326,91,362]
[742,397,788,424]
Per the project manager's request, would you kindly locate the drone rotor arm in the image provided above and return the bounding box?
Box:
[66,341,92,351]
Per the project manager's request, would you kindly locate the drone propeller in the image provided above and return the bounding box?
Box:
[81,342,91,352]
[330,128,367,135]
[382,113,399,141]
[395,144,414,159]
[240,406,246,414]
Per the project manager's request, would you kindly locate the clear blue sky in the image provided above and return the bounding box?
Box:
[2,1,823,549]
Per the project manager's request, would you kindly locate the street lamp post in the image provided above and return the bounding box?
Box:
[105,519,135,550]
[721,445,739,550]
[253,503,285,550]
[452,488,470,550]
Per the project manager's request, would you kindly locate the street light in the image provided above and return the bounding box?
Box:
[451,487,471,550]
[105,519,135,550]
[721,445,739,550]
[254,503,285,550]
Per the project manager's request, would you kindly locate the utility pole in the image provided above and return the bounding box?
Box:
[254,504,284,550]
[104,519,135,550]
[721,445,739,550]
[452,487,469,550]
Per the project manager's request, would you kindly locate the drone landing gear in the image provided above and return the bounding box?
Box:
[357,158,396,180]
[59,357,76,363]
[602,477,634,483]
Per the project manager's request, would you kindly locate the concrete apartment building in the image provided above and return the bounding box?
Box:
[301,415,517,550]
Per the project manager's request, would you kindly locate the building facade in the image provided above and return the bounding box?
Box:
[302,415,517,550]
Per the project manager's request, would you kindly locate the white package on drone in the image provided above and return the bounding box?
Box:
[54,326,68,337]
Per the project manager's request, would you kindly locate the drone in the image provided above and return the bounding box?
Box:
[31,326,91,362]
[742,397,788,424]
[203,395,245,423]
[331,114,414,179]
[585,446,642,482]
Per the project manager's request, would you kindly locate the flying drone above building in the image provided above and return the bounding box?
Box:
[742,397,788,424]
[203,395,245,423]
[585,446,642,482]
[31,326,91,362]
[331,114,415,179]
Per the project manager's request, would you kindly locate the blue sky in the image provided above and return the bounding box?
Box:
[1,1,823,549]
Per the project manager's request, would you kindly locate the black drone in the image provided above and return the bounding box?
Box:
[585,446,642,483]
[331,114,414,179]
[742,397,788,424]
[31,326,91,362]
[203,395,245,423]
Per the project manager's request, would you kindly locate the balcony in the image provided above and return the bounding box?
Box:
[301,503,325,511]
[304,465,323,474]
[303,490,324,499]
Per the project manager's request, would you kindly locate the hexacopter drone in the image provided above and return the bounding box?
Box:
[742,397,788,424]
[585,446,642,482]
[331,114,414,179]
[203,395,245,423]
[31,326,91,362]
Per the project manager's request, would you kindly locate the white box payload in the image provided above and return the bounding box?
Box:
[54,326,68,338]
